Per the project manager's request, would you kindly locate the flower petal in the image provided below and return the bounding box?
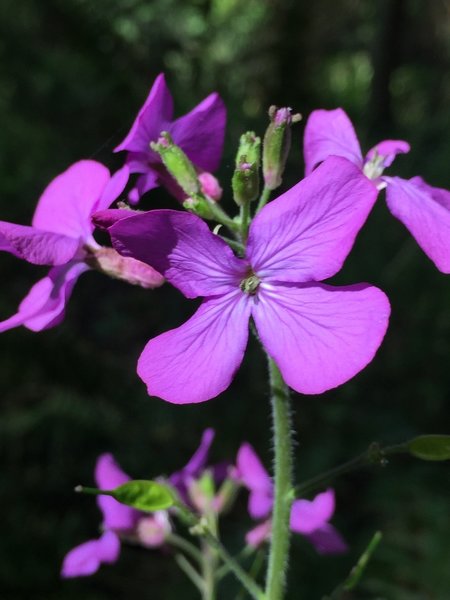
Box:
[137,291,251,404]
[95,454,138,530]
[115,73,173,153]
[384,176,450,273]
[366,139,410,168]
[0,262,88,333]
[245,520,272,547]
[252,282,390,395]
[32,161,112,238]
[170,92,226,172]
[248,491,274,520]
[95,165,130,212]
[61,531,120,578]
[236,443,272,494]
[109,209,247,298]
[0,222,81,265]
[170,429,215,495]
[290,489,335,534]
[247,157,377,283]
[305,523,348,555]
[304,108,363,175]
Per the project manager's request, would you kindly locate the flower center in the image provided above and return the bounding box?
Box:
[240,273,260,295]
[363,152,385,181]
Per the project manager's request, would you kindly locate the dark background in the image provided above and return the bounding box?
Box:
[0,0,449,598]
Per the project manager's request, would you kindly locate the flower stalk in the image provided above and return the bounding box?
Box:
[265,358,294,600]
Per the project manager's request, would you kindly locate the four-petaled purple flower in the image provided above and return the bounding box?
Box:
[61,429,215,578]
[235,443,347,554]
[304,108,450,273]
[96,156,390,404]
[0,160,163,333]
[114,73,226,203]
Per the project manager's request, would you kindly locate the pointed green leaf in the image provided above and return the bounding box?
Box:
[407,435,450,461]
[111,480,174,511]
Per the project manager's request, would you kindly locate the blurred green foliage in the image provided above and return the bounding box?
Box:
[0,0,449,598]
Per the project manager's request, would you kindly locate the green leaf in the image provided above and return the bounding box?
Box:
[76,480,175,511]
[407,435,450,461]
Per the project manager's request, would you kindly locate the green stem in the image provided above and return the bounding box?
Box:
[173,502,265,600]
[265,358,294,600]
[208,201,239,236]
[167,533,202,565]
[240,200,251,242]
[295,442,408,496]
[174,553,204,592]
[219,235,245,254]
[256,186,271,213]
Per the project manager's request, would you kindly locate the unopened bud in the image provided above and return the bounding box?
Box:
[151,132,200,197]
[85,247,164,288]
[198,172,223,202]
[231,132,261,206]
[137,512,171,548]
[188,471,216,513]
[263,106,301,190]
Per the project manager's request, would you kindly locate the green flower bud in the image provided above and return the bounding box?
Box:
[151,132,200,197]
[231,131,261,206]
[262,106,301,190]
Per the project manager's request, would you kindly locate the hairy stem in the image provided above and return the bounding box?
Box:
[256,186,271,213]
[265,358,294,600]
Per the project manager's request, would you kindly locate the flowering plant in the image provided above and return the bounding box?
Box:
[2,73,450,599]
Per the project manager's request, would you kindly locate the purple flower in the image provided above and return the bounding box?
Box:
[304,108,450,273]
[98,156,390,404]
[236,443,347,555]
[0,160,163,333]
[62,430,215,578]
[115,73,226,203]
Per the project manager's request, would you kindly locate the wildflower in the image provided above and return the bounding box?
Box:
[0,161,163,333]
[99,156,390,404]
[62,430,215,578]
[304,108,450,273]
[236,443,347,554]
[115,73,226,203]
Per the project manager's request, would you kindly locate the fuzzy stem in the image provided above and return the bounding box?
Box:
[256,186,271,213]
[265,358,294,600]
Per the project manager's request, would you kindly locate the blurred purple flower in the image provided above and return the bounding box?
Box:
[236,443,347,555]
[99,156,390,404]
[304,108,450,273]
[115,73,226,203]
[62,430,215,578]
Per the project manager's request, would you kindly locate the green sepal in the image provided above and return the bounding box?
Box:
[183,195,215,220]
[262,106,301,191]
[407,435,450,461]
[232,132,261,206]
[151,132,200,197]
[76,480,175,511]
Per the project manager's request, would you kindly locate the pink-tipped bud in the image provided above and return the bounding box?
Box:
[263,106,302,190]
[198,172,223,202]
[137,512,171,548]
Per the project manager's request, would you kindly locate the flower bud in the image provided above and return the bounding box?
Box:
[231,132,261,206]
[150,132,200,197]
[262,106,302,190]
[136,512,171,548]
[198,172,223,202]
[85,247,164,288]
[187,471,216,513]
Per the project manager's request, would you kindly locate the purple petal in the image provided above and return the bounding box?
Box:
[93,208,137,230]
[252,282,390,395]
[366,139,410,168]
[115,73,173,154]
[95,165,130,212]
[245,520,272,547]
[61,531,120,578]
[305,524,348,555]
[248,491,274,520]
[290,489,335,534]
[182,428,216,477]
[170,92,226,172]
[95,454,138,530]
[131,170,161,199]
[108,209,248,298]
[304,108,363,175]
[0,262,88,333]
[236,443,272,494]
[32,160,112,239]
[0,222,81,265]
[247,157,377,283]
[384,176,450,273]
[137,291,251,404]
